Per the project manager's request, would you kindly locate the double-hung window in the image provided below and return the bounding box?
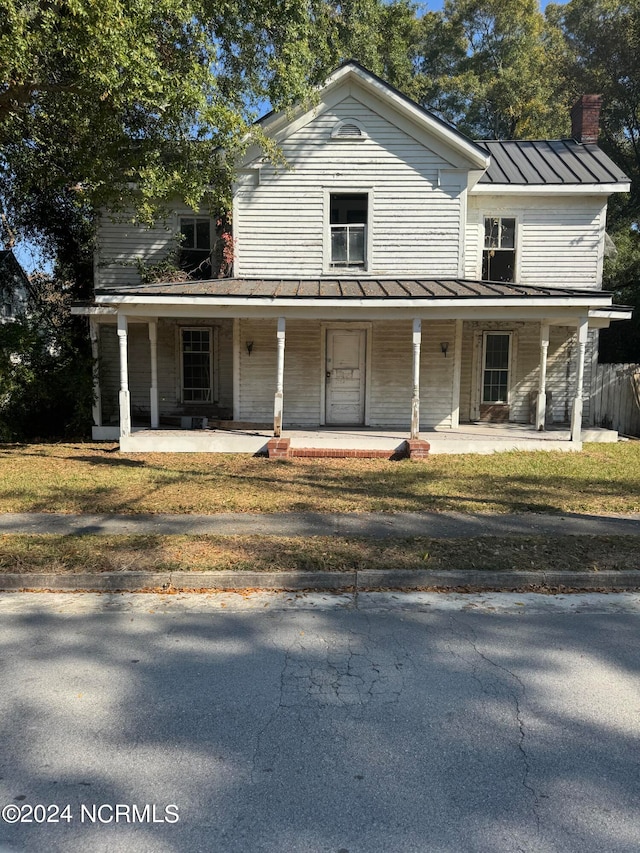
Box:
[181,328,213,403]
[330,194,367,268]
[179,217,212,280]
[482,332,511,404]
[482,216,516,282]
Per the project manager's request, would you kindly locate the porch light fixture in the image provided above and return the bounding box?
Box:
[246,340,254,356]
[441,342,449,357]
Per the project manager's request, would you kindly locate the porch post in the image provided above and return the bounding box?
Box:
[571,317,589,443]
[411,319,421,439]
[88,317,102,429]
[148,319,159,429]
[117,313,131,438]
[451,319,463,429]
[274,317,286,437]
[536,322,550,431]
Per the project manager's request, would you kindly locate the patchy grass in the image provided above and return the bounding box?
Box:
[1,534,639,574]
[0,441,639,515]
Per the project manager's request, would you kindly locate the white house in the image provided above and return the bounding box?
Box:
[75,62,632,456]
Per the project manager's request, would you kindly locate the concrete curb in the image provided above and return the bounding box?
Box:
[2,569,640,593]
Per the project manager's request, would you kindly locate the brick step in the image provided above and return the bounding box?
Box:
[266,438,430,460]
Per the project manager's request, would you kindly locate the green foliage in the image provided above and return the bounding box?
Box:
[414,0,569,139]
[0,274,93,441]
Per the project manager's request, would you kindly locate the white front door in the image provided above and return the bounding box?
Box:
[325,328,366,425]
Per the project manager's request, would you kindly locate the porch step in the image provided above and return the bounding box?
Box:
[266,438,430,460]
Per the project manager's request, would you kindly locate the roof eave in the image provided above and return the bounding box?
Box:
[472,182,630,195]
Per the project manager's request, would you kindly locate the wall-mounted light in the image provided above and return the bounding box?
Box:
[441,341,449,358]
[246,340,254,356]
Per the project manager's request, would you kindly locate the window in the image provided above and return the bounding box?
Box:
[181,328,212,403]
[179,217,212,280]
[482,216,516,282]
[330,193,367,268]
[482,333,511,404]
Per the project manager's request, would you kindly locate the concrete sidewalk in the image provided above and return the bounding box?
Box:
[1,510,640,538]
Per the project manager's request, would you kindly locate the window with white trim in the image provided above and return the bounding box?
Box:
[330,193,367,268]
[482,332,511,404]
[181,328,213,403]
[482,216,516,282]
[179,217,212,280]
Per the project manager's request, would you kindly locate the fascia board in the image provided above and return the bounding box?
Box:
[471,182,631,195]
[95,294,612,312]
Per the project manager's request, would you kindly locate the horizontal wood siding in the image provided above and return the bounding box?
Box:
[238,319,278,422]
[368,321,412,427]
[282,321,322,426]
[420,321,456,428]
[96,204,204,289]
[466,195,606,289]
[236,96,463,278]
[457,321,591,425]
[98,319,234,423]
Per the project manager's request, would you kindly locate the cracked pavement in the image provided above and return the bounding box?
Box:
[1,592,639,852]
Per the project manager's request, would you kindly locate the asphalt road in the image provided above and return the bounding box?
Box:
[1,591,639,853]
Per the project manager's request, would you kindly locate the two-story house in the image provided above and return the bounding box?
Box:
[75,62,631,456]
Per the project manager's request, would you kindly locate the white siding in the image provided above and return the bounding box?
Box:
[98,318,234,424]
[235,95,465,278]
[466,195,607,289]
[95,205,207,289]
[236,319,455,429]
[458,320,594,425]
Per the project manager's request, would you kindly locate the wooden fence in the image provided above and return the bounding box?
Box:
[592,363,640,436]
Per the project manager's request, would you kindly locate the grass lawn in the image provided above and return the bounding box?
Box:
[2,534,639,575]
[0,441,639,515]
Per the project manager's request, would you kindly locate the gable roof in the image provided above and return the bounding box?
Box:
[250,60,491,172]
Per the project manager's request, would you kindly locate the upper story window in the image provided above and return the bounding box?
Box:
[179,217,212,280]
[483,216,516,282]
[330,194,368,268]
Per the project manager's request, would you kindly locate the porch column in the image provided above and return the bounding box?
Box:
[117,313,131,438]
[536,323,550,431]
[88,317,102,429]
[411,319,421,439]
[148,320,159,429]
[571,317,589,443]
[274,317,286,437]
[451,319,463,429]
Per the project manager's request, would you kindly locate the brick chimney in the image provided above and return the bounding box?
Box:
[571,95,602,144]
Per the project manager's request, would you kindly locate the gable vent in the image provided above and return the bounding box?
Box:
[331,119,367,140]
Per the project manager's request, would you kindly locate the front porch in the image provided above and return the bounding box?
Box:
[117,423,620,456]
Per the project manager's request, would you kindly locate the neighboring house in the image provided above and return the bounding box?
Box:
[0,250,31,322]
[75,62,632,455]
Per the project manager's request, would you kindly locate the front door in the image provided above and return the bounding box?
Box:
[325,328,366,425]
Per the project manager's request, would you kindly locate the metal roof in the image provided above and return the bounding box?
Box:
[95,278,611,301]
[478,140,629,185]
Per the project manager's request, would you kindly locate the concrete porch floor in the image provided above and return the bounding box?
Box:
[118,423,620,455]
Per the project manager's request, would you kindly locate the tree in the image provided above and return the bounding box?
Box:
[0,0,323,246]
[555,0,640,361]
[414,0,568,139]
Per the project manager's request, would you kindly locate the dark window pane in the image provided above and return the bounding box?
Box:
[181,219,195,248]
[196,220,210,249]
[500,218,516,249]
[331,228,347,263]
[482,249,515,282]
[484,217,499,248]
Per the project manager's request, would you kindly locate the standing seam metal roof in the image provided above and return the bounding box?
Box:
[478,140,629,185]
[95,278,612,301]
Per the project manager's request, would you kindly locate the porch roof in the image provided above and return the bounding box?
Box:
[94,277,615,302]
